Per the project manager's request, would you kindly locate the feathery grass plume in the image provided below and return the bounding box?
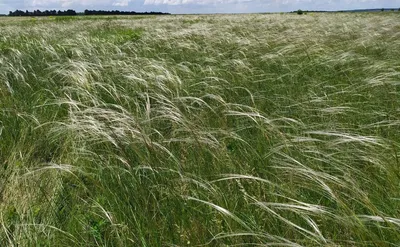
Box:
[0,13,400,245]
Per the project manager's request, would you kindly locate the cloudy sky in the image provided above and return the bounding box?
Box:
[1,0,399,14]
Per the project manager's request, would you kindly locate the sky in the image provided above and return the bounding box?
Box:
[1,0,399,14]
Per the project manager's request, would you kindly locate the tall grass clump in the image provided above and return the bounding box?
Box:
[1,13,400,246]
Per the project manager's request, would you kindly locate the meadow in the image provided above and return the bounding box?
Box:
[0,12,400,246]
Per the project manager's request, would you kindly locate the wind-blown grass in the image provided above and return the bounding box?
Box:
[1,13,400,246]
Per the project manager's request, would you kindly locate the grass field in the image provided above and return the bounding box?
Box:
[1,13,400,246]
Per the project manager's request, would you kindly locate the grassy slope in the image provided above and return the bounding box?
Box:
[0,13,400,246]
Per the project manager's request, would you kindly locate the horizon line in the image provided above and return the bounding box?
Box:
[1,7,399,16]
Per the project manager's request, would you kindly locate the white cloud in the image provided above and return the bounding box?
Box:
[113,0,132,6]
[144,0,254,5]
[25,0,124,8]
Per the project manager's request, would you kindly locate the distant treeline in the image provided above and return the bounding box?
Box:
[8,9,170,17]
[9,9,77,16]
[291,8,400,14]
[83,10,169,15]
